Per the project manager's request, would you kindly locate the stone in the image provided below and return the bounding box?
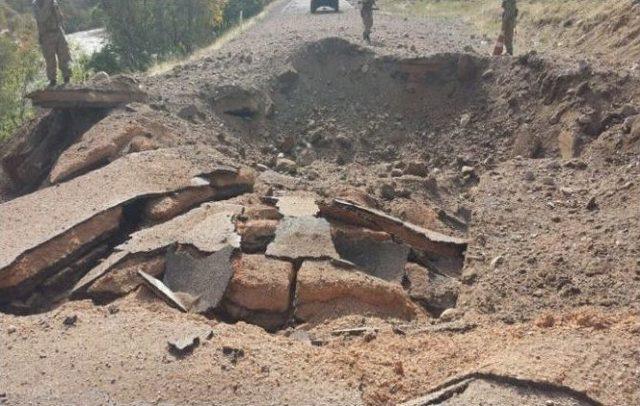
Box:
[319,199,467,258]
[177,104,204,122]
[460,113,472,127]
[138,270,188,312]
[405,263,460,312]
[224,254,294,324]
[404,161,429,177]
[586,196,599,211]
[378,182,396,200]
[266,216,339,261]
[275,158,297,174]
[295,261,418,322]
[143,187,218,223]
[438,308,463,322]
[63,314,78,326]
[88,255,166,297]
[168,334,200,357]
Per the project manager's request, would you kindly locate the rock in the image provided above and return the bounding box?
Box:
[168,334,200,357]
[277,134,296,153]
[87,254,166,297]
[405,263,460,312]
[91,71,110,82]
[523,171,535,182]
[62,314,78,326]
[275,158,297,174]
[296,149,316,166]
[143,187,218,223]
[620,104,638,118]
[177,104,204,122]
[208,84,272,120]
[534,313,556,328]
[276,66,299,93]
[222,346,245,364]
[295,260,418,322]
[331,327,378,337]
[6,325,17,334]
[378,182,396,200]
[275,194,319,217]
[461,165,475,176]
[439,308,463,322]
[404,161,429,177]
[459,113,472,127]
[586,196,599,211]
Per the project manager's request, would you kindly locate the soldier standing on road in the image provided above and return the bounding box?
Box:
[33,0,72,87]
[360,0,375,44]
[501,0,518,55]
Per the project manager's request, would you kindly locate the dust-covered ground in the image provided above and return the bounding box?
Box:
[1,0,640,405]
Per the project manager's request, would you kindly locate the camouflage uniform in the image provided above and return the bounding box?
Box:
[501,0,518,55]
[33,0,71,86]
[361,0,375,43]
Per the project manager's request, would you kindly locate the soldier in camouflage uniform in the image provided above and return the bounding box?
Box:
[501,0,518,55]
[361,0,375,44]
[33,0,71,87]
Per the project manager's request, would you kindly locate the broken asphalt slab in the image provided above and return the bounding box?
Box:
[319,198,467,258]
[27,76,147,109]
[73,202,243,297]
[164,245,237,314]
[266,216,339,261]
[0,147,250,302]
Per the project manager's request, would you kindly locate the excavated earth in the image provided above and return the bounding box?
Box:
[1,1,640,405]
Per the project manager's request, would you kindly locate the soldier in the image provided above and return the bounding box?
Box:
[32,0,72,87]
[501,0,518,55]
[360,0,375,44]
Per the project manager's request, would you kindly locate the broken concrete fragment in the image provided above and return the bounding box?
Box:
[332,224,409,283]
[27,77,147,108]
[73,202,243,296]
[319,199,467,258]
[168,335,200,357]
[274,194,319,217]
[88,255,165,298]
[405,262,460,313]
[226,254,294,314]
[138,270,187,312]
[164,245,237,314]
[295,261,419,322]
[237,219,279,253]
[266,217,339,261]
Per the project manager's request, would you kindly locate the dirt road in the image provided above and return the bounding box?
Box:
[1,0,640,405]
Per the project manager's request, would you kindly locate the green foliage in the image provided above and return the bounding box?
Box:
[0,35,42,142]
[99,0,226,71]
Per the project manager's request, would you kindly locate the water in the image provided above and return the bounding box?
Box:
[67,28,107,55]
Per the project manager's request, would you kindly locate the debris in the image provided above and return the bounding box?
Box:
[266,216,339,261]
[27,78,147,108]
[319,199,467,258]
[405,263,460,312]
[275,158,297,173]
[222,346,245,364]
[586,196,599,211]
[168,335,200,357]
[164,245,237,314]
[439,308,463,322]
[73,203,243,297]
[295,260,418,322]
[63,315,78,326]
[274,194,319,217]
[137,270,188,313]
[331,327,378,337]
[237,219,279,253]
[332,224,409,283]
